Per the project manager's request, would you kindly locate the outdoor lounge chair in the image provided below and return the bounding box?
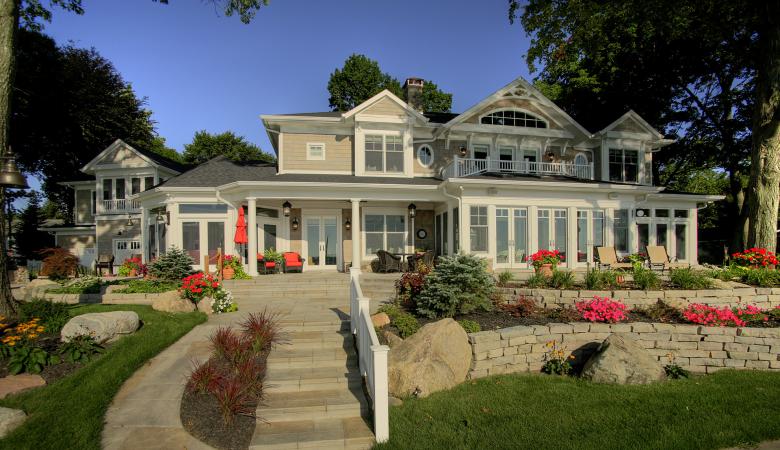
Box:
[376,250,405,273]
[646,246,689,272]
[257,254,278,274]
[595,247,633,271]
[95,254,114,276]
[282,252,304,273]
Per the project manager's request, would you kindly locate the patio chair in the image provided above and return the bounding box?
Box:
[282,252,304,273]
[595,247,633,271]
[421,250,435,268]
[646,246,689,272]
[376,250,405,273]
[95,254,114,276]
[257,253,278,274]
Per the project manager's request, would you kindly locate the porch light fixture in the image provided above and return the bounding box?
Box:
[155,211,164,222]
[407,203,417,219]
[458,146,468,158]
[344,219,351,231]
[282,201,292,217]
[291,217,299,231]
[0,147,28,189]
[126,218,134,227]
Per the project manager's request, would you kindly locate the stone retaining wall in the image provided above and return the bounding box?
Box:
[468,322,780,379]
[499,287,780,309]
[41,292,159,305]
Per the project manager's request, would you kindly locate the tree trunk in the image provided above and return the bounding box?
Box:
[0,0,17,317]
[728,169,748,252]
[747,1,780,252]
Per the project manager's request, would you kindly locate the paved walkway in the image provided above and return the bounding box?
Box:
[102,273,374,450]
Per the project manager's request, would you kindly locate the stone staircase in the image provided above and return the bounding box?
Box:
[355,273,400,314]
[223,273,375,450]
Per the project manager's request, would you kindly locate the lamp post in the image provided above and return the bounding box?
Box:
[408,203,417,253]
[0,147,29,316]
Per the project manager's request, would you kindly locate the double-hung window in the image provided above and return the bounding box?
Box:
[364,214,406,255]
[609,149,639,183]
[469,206,488,252]
[307,143,325,160]
[365,134,404,173]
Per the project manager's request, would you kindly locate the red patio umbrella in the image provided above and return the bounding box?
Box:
[234,207,248,245]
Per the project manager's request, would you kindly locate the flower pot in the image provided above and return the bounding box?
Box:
[222,266,235,280]
[128,269,137,277]
[537,264,553,278]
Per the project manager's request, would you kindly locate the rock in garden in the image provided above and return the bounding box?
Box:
[61,311,140,344]
[196,299,213,315]
[0,407,27,438]
[152,291,195,313]
[388,318,471,398]
[371,312,390,328]
[382,329,403,348]
[581,334,666,384]
[22,278,60,301]
[0,374,46,399]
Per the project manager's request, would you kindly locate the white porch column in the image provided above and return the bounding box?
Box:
[248,198,258,276]
[446,202,454,255]
[139,207,148,263]
[351,199,361,271]
[567,206,578,269]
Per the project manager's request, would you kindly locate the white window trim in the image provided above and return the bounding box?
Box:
[607,147,641,183]
[470,143,490,159]
[478,107,550,129]
[363,133,405,175]
[416,144,434,168]
[306,142,326,161]
[361,207,408,258]
[469,205,489,254]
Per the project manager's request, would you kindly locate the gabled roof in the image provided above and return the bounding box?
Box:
[81,139,188,174]
[437,76,593,137]
[341,89,429,123]
[596,110,664,139]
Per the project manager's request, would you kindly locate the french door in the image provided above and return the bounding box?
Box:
[537,208,568,266]
[495,208,528,268]
[576,210,605,266]
[302,213,340,270]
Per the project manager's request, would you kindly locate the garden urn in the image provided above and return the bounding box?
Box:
[222,266,235,280]
[537,264,553,277]
[128,269,137,277]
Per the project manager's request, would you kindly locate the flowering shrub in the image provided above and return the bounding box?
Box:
[530,249,562,269]
[396,263,432,308]
[181,272,220,304]
[1,317,57,374]
[682,303,769,327]
[576,296,628,323]
[732,248,778,268]
[541,340,574,375]
[118,257,146,277]
[211,289,238,314]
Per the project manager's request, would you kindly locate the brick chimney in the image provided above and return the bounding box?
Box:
[403,78,425,111]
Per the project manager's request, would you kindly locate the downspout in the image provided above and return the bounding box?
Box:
[440,183,464,254]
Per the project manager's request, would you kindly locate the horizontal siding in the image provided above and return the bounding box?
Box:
[97,220,140,258]
[413,139,464,176]
[363,97,407,117]
[75,189,94,224]
[282,133,353,172]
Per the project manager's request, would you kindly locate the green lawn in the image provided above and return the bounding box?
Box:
[0,304,206,449]
[376,371,780,450]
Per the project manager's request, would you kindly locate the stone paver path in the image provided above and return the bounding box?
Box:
[102,272,374,450]
[0,374,45,399]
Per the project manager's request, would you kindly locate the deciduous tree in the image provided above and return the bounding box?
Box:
[182,130,274,165]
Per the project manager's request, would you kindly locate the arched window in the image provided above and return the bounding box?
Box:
[417,145,434,168]
[574,153,588,166]
[480,109,547,129]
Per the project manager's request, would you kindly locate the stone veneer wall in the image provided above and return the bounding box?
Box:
[468,322,780,379]
[500,287,780,309]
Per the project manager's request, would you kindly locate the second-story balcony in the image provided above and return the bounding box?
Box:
[443,157,594,180]
[101,199,140,214]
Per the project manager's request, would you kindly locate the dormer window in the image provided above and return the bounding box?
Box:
[480,109,547,129]
[609,148,638,183]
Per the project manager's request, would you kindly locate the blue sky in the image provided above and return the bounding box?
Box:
[42,0,534,155]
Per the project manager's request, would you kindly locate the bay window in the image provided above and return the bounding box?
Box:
[365,134,404,173]
[609,149,639,183]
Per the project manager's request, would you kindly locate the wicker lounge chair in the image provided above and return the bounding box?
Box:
[376,250,405,273]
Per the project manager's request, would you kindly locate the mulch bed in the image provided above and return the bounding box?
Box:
[180,351,269,450]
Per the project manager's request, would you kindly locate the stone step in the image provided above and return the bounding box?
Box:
[265,373,362,394]
[267,354,357,370]
[279,322,351,333]
[269,347,355,361]
[258,389,368,422]
[249,417,374,450]
[281,330,352,344]
[266,365,361,382]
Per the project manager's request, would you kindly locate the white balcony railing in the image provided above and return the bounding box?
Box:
[101,199,140,214]
[444,157,594,180]
[349,268,389,443]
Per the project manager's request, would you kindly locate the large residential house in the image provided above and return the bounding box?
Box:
[49,76,723,274]
[41,139,187,270]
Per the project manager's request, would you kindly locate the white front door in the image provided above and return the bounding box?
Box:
[302,212,340,270]
[495,208,529,269]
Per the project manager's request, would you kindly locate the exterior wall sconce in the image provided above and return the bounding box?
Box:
[546,151,555,162]
[155,211,164,222]
[458,146,468,158]
[291,217,299,231]
[282,201,292,217]
[126,218,134,227]
[407,203,417,219]
[345,219,351,231]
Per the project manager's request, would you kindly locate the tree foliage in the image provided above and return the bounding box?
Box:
[12,191,53,261]
[510,0,760,248]
[182,130,273,165]
[327,53,452,112]
[154,0,268,24]
[12,30,168,218]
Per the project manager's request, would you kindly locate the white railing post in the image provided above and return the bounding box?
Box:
[372,344,390,443]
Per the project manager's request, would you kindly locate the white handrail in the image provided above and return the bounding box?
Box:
[101,198,140,213]
[349,268,389,443]
[446,157,593,180]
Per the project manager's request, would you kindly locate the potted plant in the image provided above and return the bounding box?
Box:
[530,249,561,277]
[222,255,240,280]
[263,248,283,272]
[117,257,144,277]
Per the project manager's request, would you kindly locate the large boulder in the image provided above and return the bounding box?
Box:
[0,407,26,438]
[152,291,194,313]
[22,278,60,301]
[61,311,140,344]
[371,312,390,328]
[581,334,666,384]
[388,318,471,397]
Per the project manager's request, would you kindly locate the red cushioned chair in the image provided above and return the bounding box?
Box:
[282,252,304,273]
[257,253,277,274]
